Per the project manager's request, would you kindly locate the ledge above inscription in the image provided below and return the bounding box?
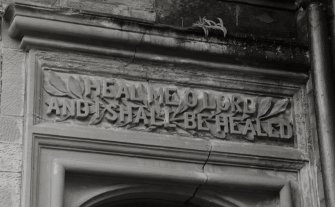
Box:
[5,3,309,81]
[43,70,294,145]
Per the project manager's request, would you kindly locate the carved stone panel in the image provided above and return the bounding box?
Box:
[43,69,294,146]
[23,49,316,207]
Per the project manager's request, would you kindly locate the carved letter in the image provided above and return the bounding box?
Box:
[215,114,229,136]
[148,86,164,105]
[105,105,118,122]
[279,121,293,139]
[243,98,256,114]
[93,99,101,116]
[267,121,280,138]
[203,92,216,109]
[84,79,101,98]
[197,113,209,131]
[62,99,75,116]
[185,90,198,107]
[229,116,241,134]
[256,119,267,136]
[242,119,256,138]
[76,100,89,118]
[231,95,243,113]
[129,85,143,101]
[47,98,60,115]
[184,112,196,129]
[164,107,176,127]
[116,84,130,100]
[150,107,163,126]
[102,80,115,98]
[119,105,132,123]
[134,106,149,125]
[165,88,179,106]
[216,95,230,111]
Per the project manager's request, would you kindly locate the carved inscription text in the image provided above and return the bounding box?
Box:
[43,71,293,141]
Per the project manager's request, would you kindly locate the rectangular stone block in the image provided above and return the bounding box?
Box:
[1,49,25,116]
[41,70,294,146]
[61,0,155,21]
[0,143,22,172]
[0,116,23,143]
[0,173,21,207]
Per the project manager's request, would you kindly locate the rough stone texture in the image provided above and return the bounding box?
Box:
[0,143,22,172]
[155,0,297,41]
[1,19,20,49]
[0,5,25,205]
[0,116,23,143]
[0,1,320,207]
[1,49,25,116]
[61,0,155,21]
[0,0,302,44]
[3,0,59,7]
[0,33,24,206]
[0,173,21,207]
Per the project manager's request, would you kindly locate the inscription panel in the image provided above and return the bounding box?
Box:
[43,70,294,145]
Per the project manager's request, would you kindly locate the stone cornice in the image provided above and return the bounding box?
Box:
[5,3,309,82]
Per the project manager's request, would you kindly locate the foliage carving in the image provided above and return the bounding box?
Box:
[44,71,293,142]
[192,17,227,37]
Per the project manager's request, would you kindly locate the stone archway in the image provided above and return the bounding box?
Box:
[90,198,241,207]
[78,184,241,207]
[92,199,197,207]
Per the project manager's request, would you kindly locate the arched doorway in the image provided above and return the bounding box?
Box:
[93,199,198,207]
[77,184,241,207]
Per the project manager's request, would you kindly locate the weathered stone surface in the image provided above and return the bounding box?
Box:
[43,70,295,145]
[61,0,155,21]
[1,18,20,49]
[0,173,21,207]
[1,49,25,116]
[0,116,23,143]
[155,0,297,42]
[3,0,59,7]
[0,2,322,207]
[0,143,22,172]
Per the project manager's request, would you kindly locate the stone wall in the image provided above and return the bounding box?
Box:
[0,1,151,206]
[0,0,164,198]
[0,1,25,205]
[0,0,318,207]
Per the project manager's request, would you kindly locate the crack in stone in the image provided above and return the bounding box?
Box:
[123,32,146,69]
[185,140,213,205]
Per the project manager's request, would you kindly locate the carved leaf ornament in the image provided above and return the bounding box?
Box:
[192,17,228,37]
[44,71,293,142]
[257,97,290,120]
[257,97,272,118]
[49,71,68,93]
[68,76,83,98]
[266,98,289,118]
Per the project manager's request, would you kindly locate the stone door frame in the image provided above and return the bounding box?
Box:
[4,3,319,207]
[21,49,309,207]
